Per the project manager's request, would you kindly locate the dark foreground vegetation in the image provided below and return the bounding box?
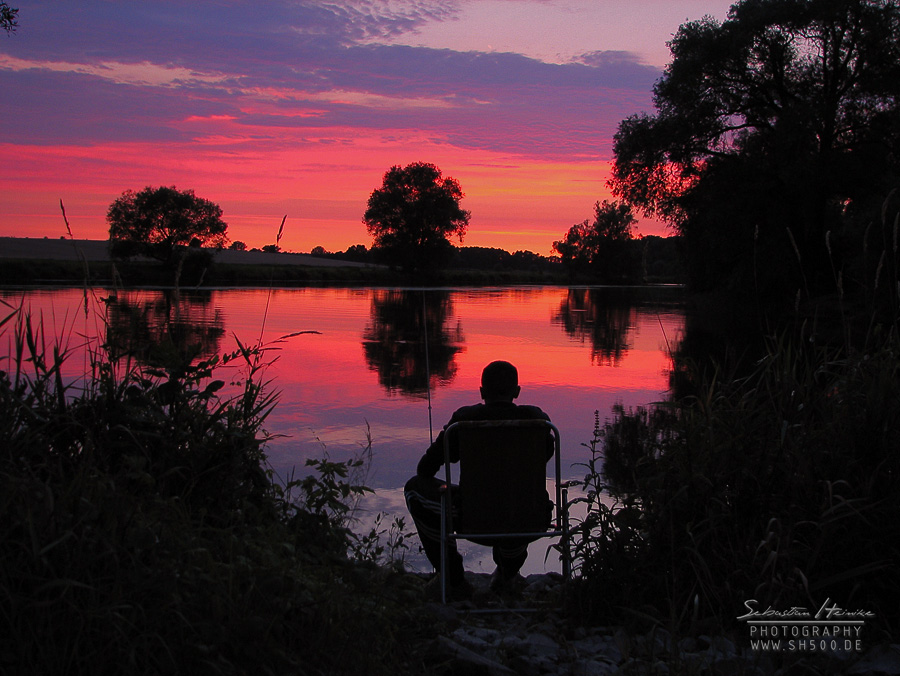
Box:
[0,303,432,675]
[571,326,900,636]
[565,197,900,647]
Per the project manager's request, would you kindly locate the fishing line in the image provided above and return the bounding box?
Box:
[422,289,434,445]
[656,311,673,360]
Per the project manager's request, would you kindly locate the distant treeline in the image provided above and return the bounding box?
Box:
[309,235,685,284]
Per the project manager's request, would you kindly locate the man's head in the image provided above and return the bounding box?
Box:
[480,360,521,402]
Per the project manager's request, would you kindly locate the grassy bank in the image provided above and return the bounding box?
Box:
[0,256,578,287]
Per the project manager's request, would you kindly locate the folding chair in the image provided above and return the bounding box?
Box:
[439,419,570,605]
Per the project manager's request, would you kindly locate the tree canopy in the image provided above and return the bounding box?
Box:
[363,162,470,274]
[107,186,228,265]
[611,0,900,298]
[553,200,639,282]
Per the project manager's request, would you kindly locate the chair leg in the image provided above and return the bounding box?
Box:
[561,484,571,580]
[439,489,448,604]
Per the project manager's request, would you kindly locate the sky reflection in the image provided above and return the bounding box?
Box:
[3,285,683,575]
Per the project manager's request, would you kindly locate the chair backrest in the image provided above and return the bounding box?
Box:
[444,420,556,535]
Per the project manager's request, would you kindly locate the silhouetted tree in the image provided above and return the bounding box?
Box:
[640,235,686,283]
[1,2,17,33]
[508,250,548,271]
[553,220,593,275]
[452,246,511,270]
[342,244,369,263]
[611,0,900,300]
[108,186,228,267]
[363,162,470,275]
[229,241,247,251]
[553,200,639,282]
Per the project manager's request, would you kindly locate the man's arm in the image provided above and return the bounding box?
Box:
[416,431,446,478]
[415,406,475,477]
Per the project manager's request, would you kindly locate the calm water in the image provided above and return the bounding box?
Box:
[3,285,685,573]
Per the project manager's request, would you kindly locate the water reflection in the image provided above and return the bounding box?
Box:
[552,288,635,365]
[669,299,766,400]
[104,290,225,368]
[361,289,465,397]
[9,285,684,490]
[6,285,687,575]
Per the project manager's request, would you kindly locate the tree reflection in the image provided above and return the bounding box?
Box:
[552,288,635,366]
[668,301,765,401]
[362,290,465,397]
[104,289,225,369]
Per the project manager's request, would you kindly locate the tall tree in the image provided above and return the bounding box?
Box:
[553,200,638,282]
[611,0,900,298]
[363,162,470,274]
[108,186,228,266]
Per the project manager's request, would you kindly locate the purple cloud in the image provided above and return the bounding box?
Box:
[1,1,660,160]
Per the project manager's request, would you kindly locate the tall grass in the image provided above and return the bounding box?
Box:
[0,299,430,675]
[568,196,900,644]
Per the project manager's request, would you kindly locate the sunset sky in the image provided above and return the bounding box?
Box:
[1,0,734,256]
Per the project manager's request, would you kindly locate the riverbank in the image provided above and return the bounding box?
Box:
[413,572,900,676]
[0,236,389,286]
[0,237,365,266]
[0,237,571,286]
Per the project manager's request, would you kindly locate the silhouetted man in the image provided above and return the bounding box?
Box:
[404,360,553,597]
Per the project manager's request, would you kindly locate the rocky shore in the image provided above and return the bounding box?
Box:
[413,573,900,676]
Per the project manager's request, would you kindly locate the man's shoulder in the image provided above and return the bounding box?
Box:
[514,404,550,420]
[449,402,550,422]
[448,404,488,421]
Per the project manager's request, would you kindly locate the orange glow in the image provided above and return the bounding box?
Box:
[0,136,665,257]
